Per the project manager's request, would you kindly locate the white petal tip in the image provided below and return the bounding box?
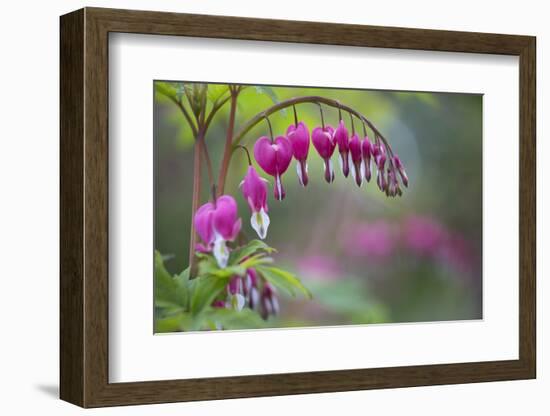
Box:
[213,235,229,268]
[251,208,270,240]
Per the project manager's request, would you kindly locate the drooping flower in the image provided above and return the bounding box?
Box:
[348,133,364,187]
[227,275,246,311]
[240,166,270,239]
[387,167,399,197]
[373,143,387,191]
[244,268,260,309]
[334,119,350,177]
[254,136,293,201]
[193,195,242,268]
[362,135,373,182]
[393,155,409,188]
[286,122,310,186]
[260,282,279,320]
[311,125,336,183]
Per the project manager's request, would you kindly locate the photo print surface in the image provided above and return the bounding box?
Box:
[154,82,482,333]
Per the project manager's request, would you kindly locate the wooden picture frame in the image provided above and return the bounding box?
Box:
[60,7,536,408]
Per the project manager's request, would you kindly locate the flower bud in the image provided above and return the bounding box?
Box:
[362,136,373,182]
[393,155,409,188]
[260,283,279,320]
[349,133,364,187]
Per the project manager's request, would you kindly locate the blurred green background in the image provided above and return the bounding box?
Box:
[154,82,482,327]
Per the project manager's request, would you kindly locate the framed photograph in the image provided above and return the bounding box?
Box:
[60,7,536,408]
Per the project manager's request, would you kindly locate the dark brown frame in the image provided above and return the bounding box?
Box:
[60,7,536,408]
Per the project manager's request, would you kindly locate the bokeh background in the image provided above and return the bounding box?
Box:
[155,82,482,327]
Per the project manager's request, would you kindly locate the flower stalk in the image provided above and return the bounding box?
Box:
[217,86,240,196]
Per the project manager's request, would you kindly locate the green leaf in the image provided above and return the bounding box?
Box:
[189,276,229,315]
[154,251,189,309]
[155,81,177,101]
[257,266,312,299]
[239,254,274,269]
[255,86,287,116]
[228,239,276,265]
[207,84,230,103]
[198,257,246,279]
[155,312,194,333]
[175,82,185,102]
[201,307,266,330]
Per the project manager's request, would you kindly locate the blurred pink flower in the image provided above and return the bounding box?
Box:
[402,215,476,275]
[297,254,342,280]
[402,215,447,256]
[438,234,475,275]
[343,221,396,261]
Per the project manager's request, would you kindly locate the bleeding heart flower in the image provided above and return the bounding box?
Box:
[373,143,387,191]
[286,122,310,186]
[254,136,293,201]
[393,155,409,188]
[362,135,373,182]
[260,282,279,320]
[311,125,336,183]
[227,275,246,311]
[240,166,270,239]
[349,133,364,187]
[193,195,242,268]
[334,120,350,177]
[387,167,398,196]
[244,268,260,309]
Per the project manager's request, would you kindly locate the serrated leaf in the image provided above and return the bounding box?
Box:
[154,251,189,309]
[189,276,229,315]
[228,239,276,265]
[257,266,312,299]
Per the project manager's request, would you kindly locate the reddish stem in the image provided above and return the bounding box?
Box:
[188,131,204,277]
[217,89,239,195]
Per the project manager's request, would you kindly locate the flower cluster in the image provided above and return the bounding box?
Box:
[212,267,280,320]
[190,103,406,323]
[254,117,408,203]
[224,116,409,244]
[194,194,281,320]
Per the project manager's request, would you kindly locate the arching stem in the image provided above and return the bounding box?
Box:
[231,95,393,157]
